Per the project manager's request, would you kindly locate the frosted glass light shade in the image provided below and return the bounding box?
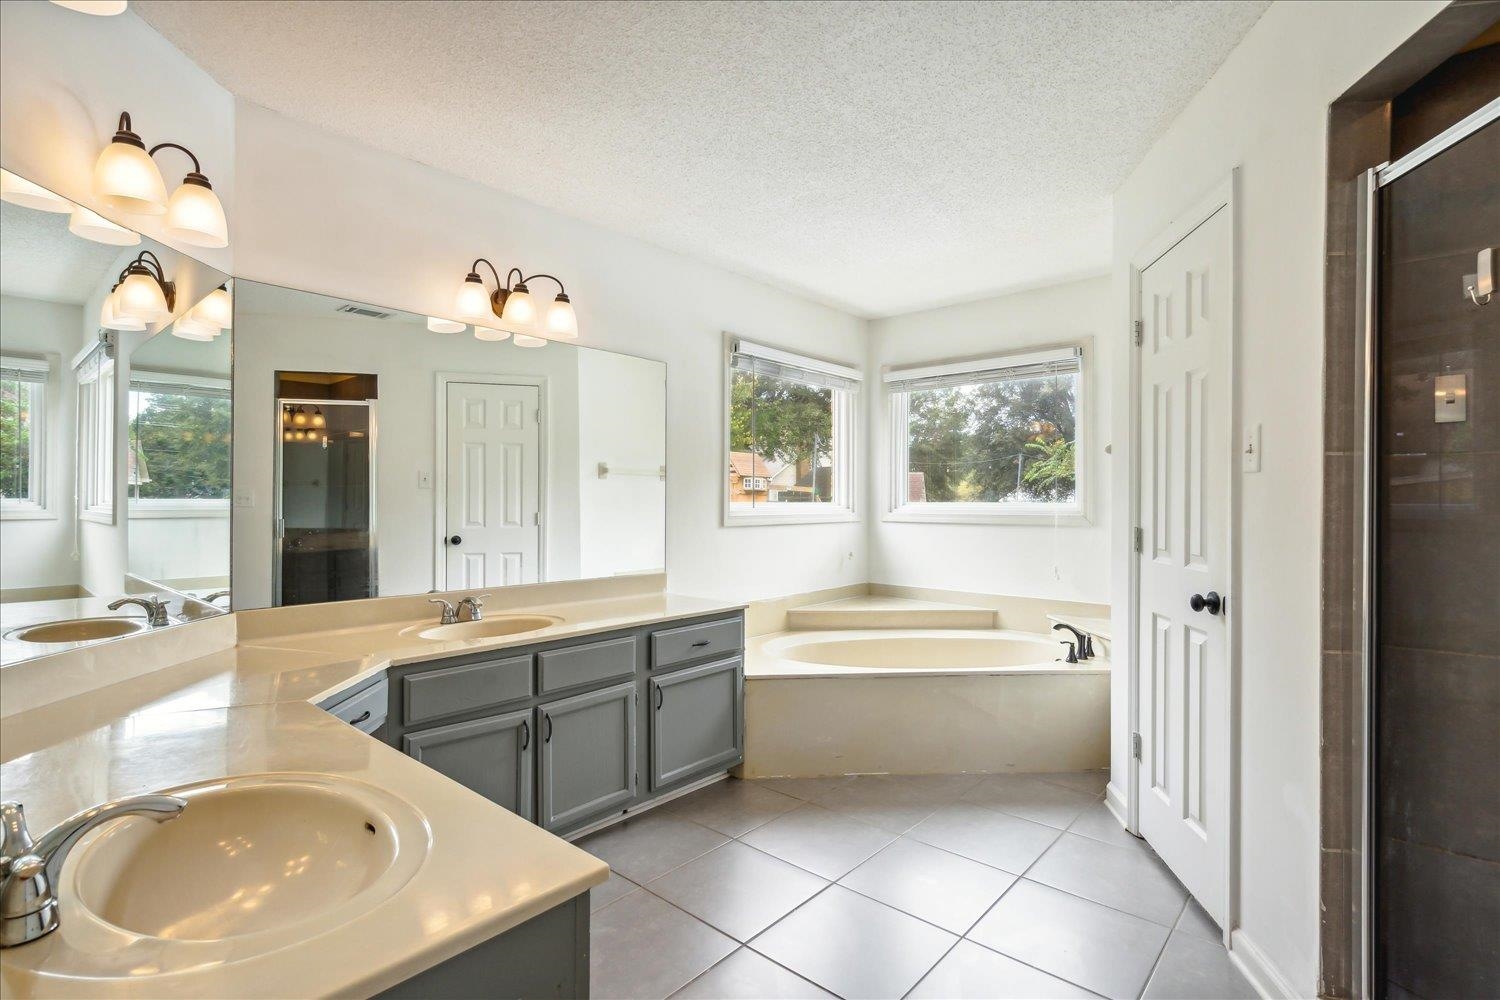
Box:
[454,275,494,324]
[513,334,547,349]
[100,289,145,331]
[164,179,228,248]
[498,285,537,335]
[545,294,578,339]
[50,1,129,14]
[1,169,72,213]
[93,139,167,215]
[427,317,465,334]
[473,326,510,342]
[194,286,233,329]
[116,271,170,323]
[69,204,140,246]
[170,316,217,341]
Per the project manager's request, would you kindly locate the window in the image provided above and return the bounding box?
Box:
[0,355,49,517]
[886,344,1087,523]
[128,371,232,514]
[76,344,115,523]
[725,338,859,524]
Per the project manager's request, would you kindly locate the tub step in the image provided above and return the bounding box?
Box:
[787,596,996,630]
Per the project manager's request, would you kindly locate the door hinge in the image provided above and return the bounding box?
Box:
[1133,319,1143,346]
[1131,732,1142,760]
[535,408,541,424]
[1133,526,1143,553]
[534,512,541,526]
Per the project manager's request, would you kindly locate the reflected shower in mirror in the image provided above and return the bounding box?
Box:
[0,168,231,666]
[231,282,666,610]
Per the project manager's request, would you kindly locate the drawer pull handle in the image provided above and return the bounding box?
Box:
[655,686,664,710]
[691,640,711,648]
[520,719,530,751]
[544,713,552,744]
[349,710,372,725]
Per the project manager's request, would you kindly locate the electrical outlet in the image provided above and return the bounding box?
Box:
[417,470,433,490]
[1243,423,1262,473]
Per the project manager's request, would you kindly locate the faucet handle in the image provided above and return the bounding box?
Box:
[428,598,458,624]
[462,593,491,606]
[0,802,35,858]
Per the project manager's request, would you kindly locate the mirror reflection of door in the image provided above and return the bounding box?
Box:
[443,380,541,588]
[274,373,378,606]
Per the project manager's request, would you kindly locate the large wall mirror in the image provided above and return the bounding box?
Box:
[231,281,666,610]
[0,168,231,666]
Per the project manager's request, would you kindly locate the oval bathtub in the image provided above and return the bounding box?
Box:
[744,629,1109,777]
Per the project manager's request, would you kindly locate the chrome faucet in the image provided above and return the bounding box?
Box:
[457,594,491,622]
[0,796,186,947]
[107,595,170,627]
[428,598,460,625]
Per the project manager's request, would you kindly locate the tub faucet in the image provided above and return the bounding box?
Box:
[0,795,186,947]
[1052,622,1092,660]
[107,595,170,627]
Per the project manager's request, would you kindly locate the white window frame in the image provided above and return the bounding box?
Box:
[0,355,52,520]
[75,342,116,525]
[127,369,232,519]
[723,335,860,527]
[884,341,1091,526]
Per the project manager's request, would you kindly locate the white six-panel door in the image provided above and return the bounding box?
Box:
[444,382,541,588]
[1136,205,1231,927]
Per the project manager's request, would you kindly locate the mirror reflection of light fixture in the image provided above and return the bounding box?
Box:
[292,406,309,427]
[100,284,146,332]
[93,112,229,247]
[50,1,128,14]
[283,429,294,442]
[68,204,141,246]
[311,407,326,428]
[427,316,465,334]
[171,314,219,340]
[473,326,510,342]
[0,169,72,213]
[453,259,578,341]
[514,334,548,348]
[112,251,175,324]
[190,284,233,329]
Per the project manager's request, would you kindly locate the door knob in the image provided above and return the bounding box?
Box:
[1190,591,1224,615]
[448,535,462,545]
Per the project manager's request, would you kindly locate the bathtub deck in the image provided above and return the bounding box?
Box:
[787,596,997,630]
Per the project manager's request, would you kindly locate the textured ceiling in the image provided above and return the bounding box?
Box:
[135,1,1268,317]
[0,200,131,305]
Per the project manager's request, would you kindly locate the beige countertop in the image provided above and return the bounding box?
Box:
[0,590,744,998]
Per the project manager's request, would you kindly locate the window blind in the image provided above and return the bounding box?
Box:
[0,355,49,384]
[730,338,861,393]
[884,345,1082,394]
[130,370,231,400]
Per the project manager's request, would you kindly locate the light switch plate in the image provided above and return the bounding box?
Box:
[1243,423,1262,473]
[233,487,255,508]
[1434,373,1467,423]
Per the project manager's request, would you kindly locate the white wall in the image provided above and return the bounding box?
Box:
[867,275,1112,603]
[0,294,78,591]
[1106,1,1445,993]
[232,102,869,602]
[0,2,234,275]
[577,349,668,579]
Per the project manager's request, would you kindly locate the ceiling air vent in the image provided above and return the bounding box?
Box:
[336,304,392,319]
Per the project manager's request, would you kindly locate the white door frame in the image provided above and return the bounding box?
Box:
[1126,169,1241,941]
[433,372,549,591]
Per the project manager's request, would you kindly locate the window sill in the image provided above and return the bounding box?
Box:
[885,504,1090,526]
[79,506,115,526]
[0,504,56,522]
[128,501,231,519]
[724,506,858,527]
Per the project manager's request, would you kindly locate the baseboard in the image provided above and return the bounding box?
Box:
[1229,928,1302,1000]
[1105,780,1129,828]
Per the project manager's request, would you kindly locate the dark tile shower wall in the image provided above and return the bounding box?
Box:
[1375,117,1499,999]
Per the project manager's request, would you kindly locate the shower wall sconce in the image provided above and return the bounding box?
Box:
[93,112,229,249]
[453,259,578,342]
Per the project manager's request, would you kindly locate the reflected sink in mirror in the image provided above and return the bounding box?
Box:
[405,614,562,642]
[66,774,428,943]
[3,617,150,644]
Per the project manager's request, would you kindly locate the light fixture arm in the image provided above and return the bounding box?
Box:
[470,258,504,289]
[147,141,209,185]
[520,273,568,296]
[111,111,145,149]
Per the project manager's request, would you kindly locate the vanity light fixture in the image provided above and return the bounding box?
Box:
[50,1,128,14]
[68,204,141,247]
[311,407,326,428]
[291,406,309,427]
[452,259,578,341]
[427,317,465,334]
[93,112,229,248]
[100,283,146,332]
[190,284,233,330]
[514,335,548,348]
[170,315,219,341]
[0,169,72,213]
[112,251,175,324]
[473,326,510,342]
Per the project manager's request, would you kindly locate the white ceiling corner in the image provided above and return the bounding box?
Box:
[134,0,1269,317]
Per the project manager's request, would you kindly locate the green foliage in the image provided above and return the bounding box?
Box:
[906,373,1077,504]
[729,371,834,468]
[130,391,231,500]
[0,380,34,501]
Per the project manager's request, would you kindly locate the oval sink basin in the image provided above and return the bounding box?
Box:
[4,617,149,644]
[68,774,428,942]
[409,614,562,642]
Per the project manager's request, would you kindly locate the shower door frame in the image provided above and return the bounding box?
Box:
[1357,95,1500,1000]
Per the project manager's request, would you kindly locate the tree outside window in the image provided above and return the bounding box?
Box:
[128,385,231,502]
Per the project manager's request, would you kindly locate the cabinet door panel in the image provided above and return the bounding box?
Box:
[403,709,534,821]
[538,681,637,831]
[650,657,742,790]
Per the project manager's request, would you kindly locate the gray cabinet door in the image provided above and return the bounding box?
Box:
[403,709,534,821]
[649,657,743,790]
[537,681,637,832]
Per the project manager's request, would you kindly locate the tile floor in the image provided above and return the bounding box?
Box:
[581,773,1258,1000]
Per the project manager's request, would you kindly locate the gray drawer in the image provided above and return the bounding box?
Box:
[403,655,533,726]
[324,677,388,734]
[651,618,743,671]
[537,636,636,694]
